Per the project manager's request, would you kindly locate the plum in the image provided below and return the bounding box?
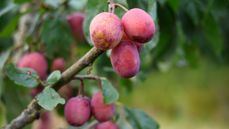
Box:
[91,91,115,122]
[121,32,143,53]
[122,8,156,43]
[94,121,119,129]
[111,40,140,78]
[17,52,47,80]
[67,12,86,43]
[64,96,91,126]
[90,12,123,50]
[51,58,65,72]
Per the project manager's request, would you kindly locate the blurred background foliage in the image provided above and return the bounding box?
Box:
[0,0,229,129]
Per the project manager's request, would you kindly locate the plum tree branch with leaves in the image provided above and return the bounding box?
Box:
[1,0,158,128]
[3,47,104,129]
[2,1,116,129]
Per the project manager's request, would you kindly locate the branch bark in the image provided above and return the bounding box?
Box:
[3,47,104,129]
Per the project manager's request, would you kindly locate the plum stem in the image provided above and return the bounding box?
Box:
[115,3,128,12]
[108,0,115,13]
[78,79,85,96]
[74,75,103,90]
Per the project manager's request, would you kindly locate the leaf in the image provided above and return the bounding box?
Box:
[202,13,223,58]
[46,70,61,86]
[0,14,20,37]
[0,49,11,70]
[2,77,31,121]
[40,13,73,58]
[0,73,3,97]
[101,78,119,104]
[14,0,31,4]
[5,64,39,88]
[0,101,6,127]
[43,0,63,9]
[127,0,148,10]
[0,3,17,17]
[167,0,180,12]
[68,0,88,11]
[37,87,65,111]
[125,107,159,129]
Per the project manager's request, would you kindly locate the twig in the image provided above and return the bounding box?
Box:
[74,75,103,90]
[2,47,104,129]
[74,75,101,80]
[114,3,128,12]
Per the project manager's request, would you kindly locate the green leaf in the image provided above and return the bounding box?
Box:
[0,73,3,97]
[0,101,6,127]
[46,70,61,86]
[202,13,223,57]
[5,64,39,88]
[101,78,119,104]
[40,13,73,58]
[0,3,16,17]
[14,0,31,4]
[0,14,20,37]
[2,77,31,121]
[68,0,88,11]
[127,0,148,10]
[37,87,65,111]
[125,107,159,129]
[43,0,62,8]
[148,0,157,21]
[167,0,180,12]
[0,49,11,70]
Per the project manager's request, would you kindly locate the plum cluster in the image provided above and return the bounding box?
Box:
[64,91,119,128]
[90,8,156,78]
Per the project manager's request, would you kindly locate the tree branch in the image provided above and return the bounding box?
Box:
[3,47,104,129]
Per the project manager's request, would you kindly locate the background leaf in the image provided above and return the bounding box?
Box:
[5,64,39,88]
[124,107,159,129]
[43,0,63,9]
[40,13,73,58]
[101,78,119,104]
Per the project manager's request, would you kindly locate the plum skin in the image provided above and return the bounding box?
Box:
[122,8,156,43]
[17,52,47,80]
[64,96,91,126]
[111,40,140,78]
[91,91,115,122]
[122,32,143,53]
[94,121,119,129]
[51,58,65,72]
[90,12,123,50]
[67,12,86,43]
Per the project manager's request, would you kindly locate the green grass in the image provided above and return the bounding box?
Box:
[120,62,229,129]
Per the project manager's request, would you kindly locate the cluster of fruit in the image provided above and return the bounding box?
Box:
[64,91,118,129]
[17,52,118,128]
[90,8,156,78]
